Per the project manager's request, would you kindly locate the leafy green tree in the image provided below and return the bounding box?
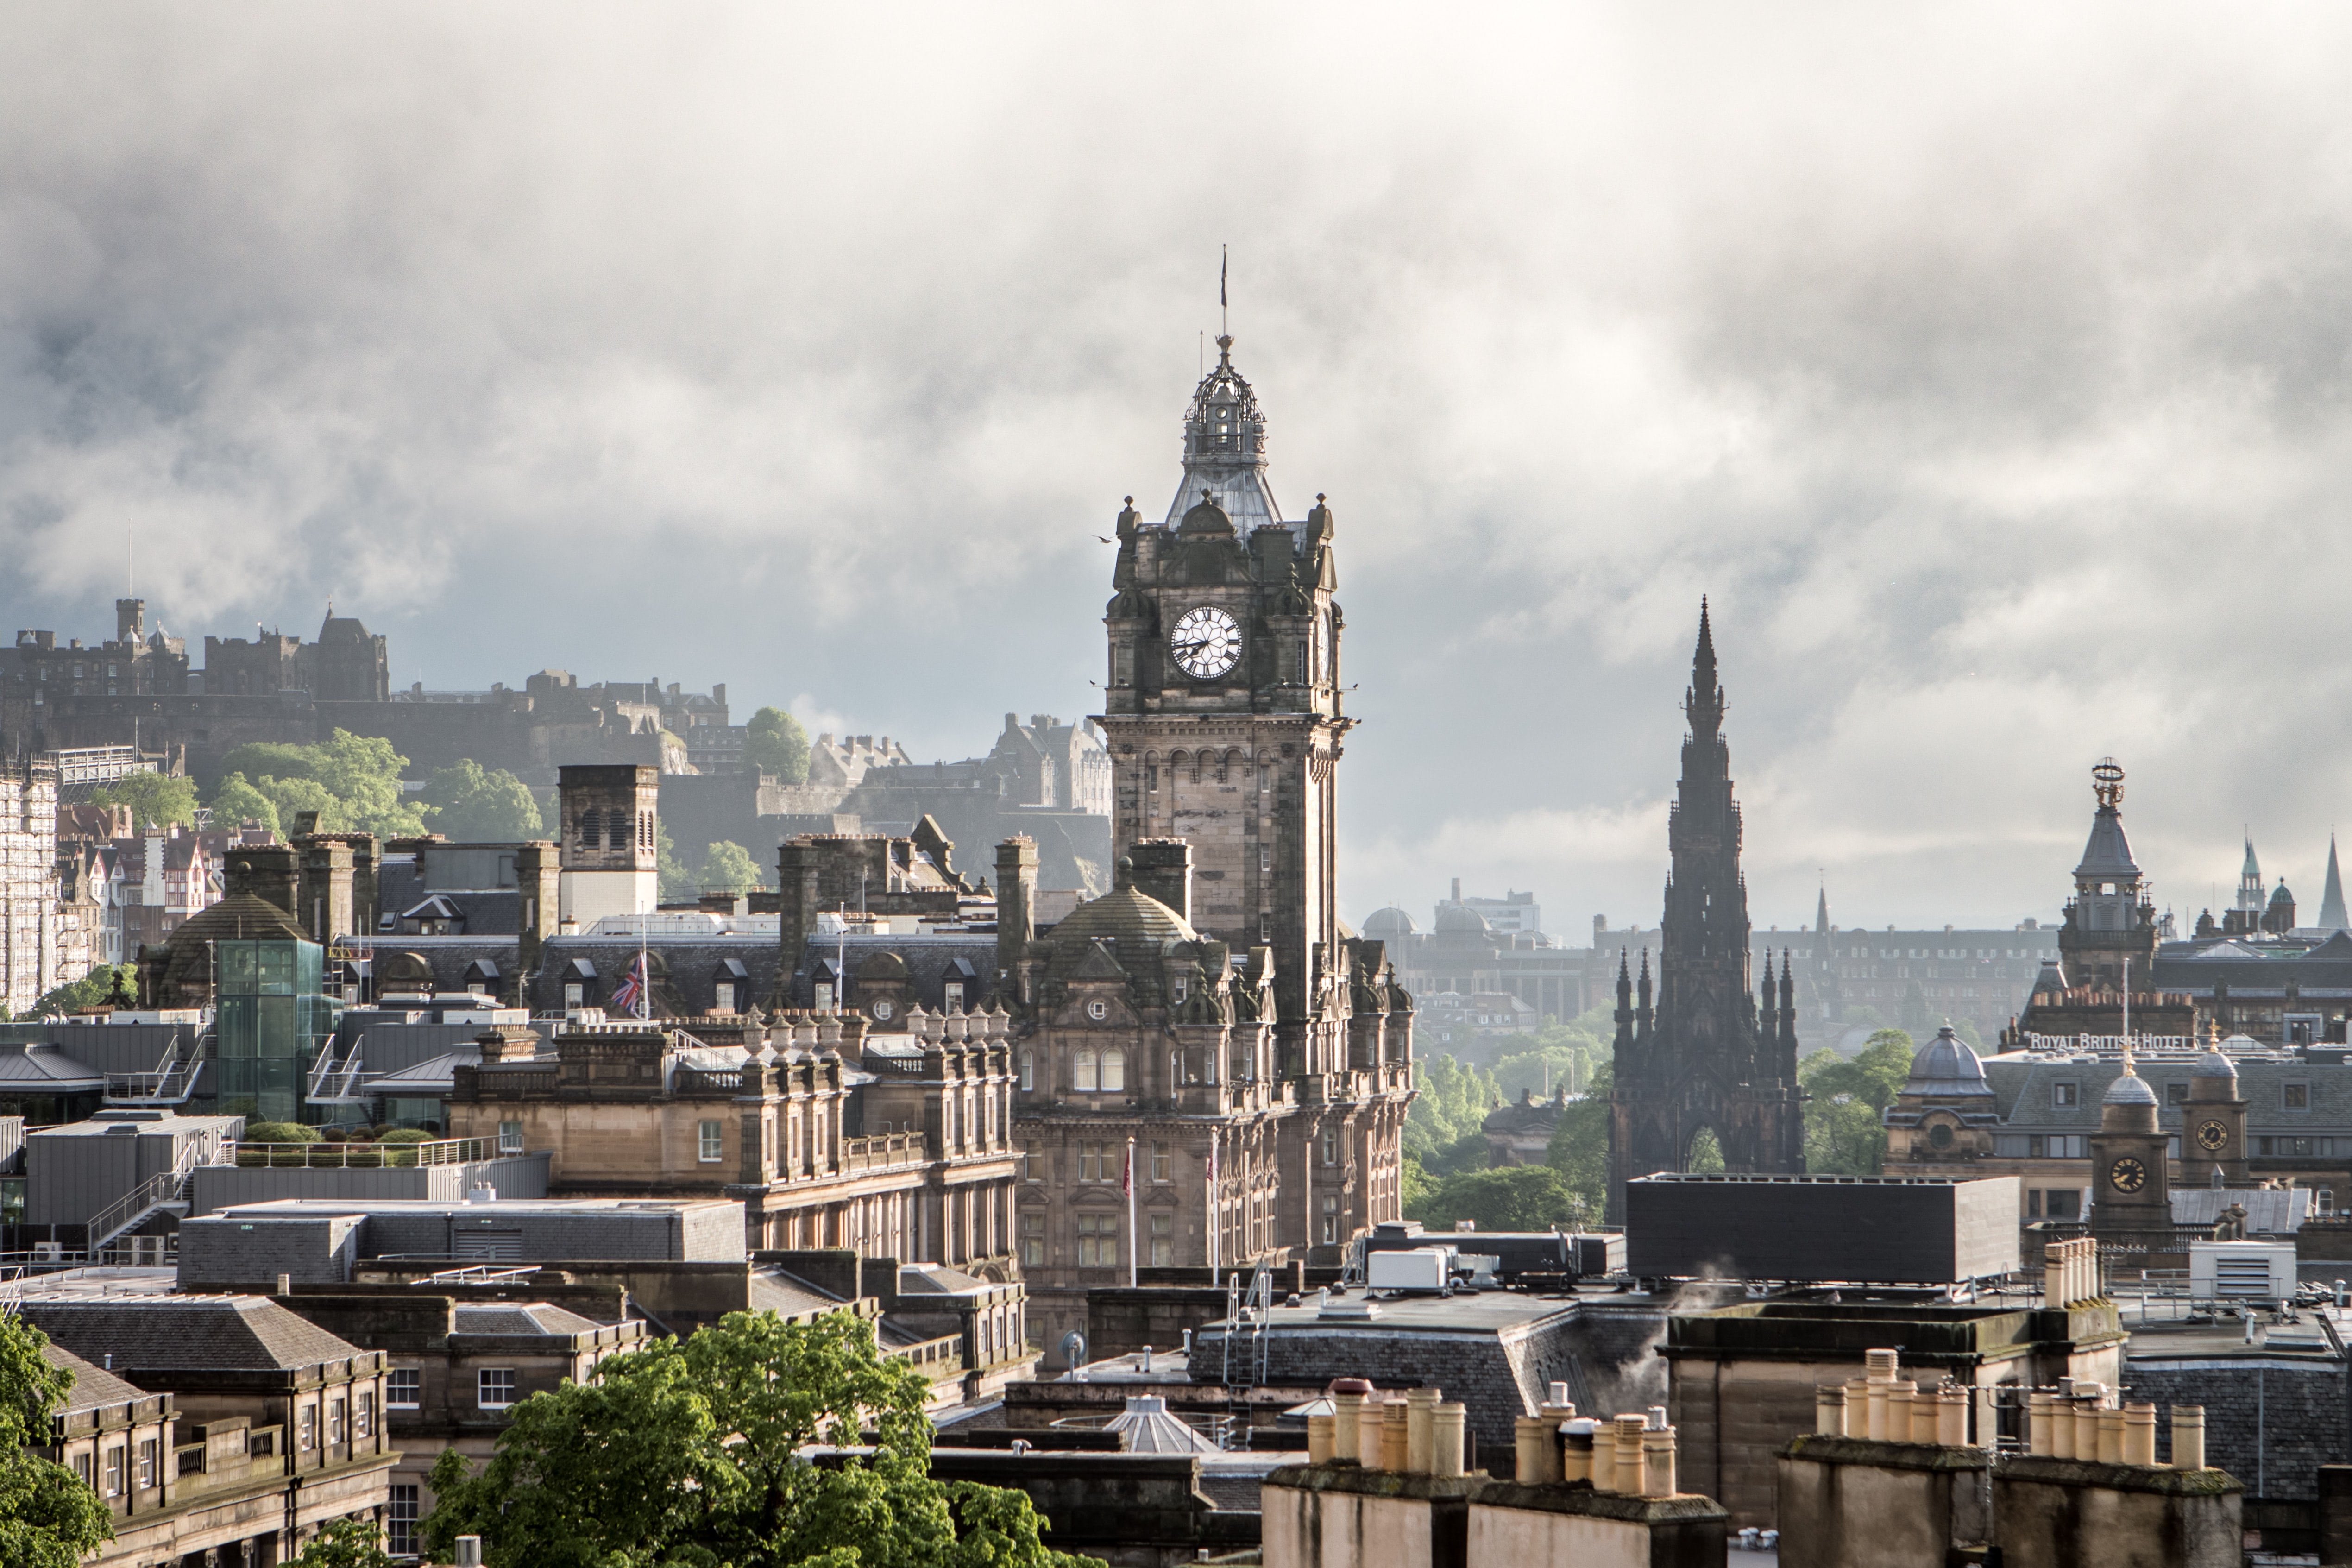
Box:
[656,821,696,902]
[1405,1054,1499,1173]
[1399,1152,1437,1217]
[256,775,346,834]
[420,761,546,842]
[215,730,427,838]
[424,1310,1083,1568]
[87,771,198,831]
[700,840,765,896]
[208,772,283,838]
[287,1515,394,1568]
[1492,1044,1586,1101]
[1413,1165,1590,1233]
[1797,1030,1915,1174]
[30,964,136,1018]
[1686,1128,1728,1173]
[1546,1058,1613,1215]
[745,706,812,784]
[0,1314,115,1568]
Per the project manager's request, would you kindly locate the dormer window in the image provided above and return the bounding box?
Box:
[1173,976,1189,1004]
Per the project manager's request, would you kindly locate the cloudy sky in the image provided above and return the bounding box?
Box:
[6,4,2352,934]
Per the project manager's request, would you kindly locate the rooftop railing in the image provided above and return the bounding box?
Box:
[227,1136,494,1168]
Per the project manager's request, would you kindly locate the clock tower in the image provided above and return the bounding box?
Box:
[2181,1035,2250,1188]
[1098,334,1351,1082]
[2088,1065,2173,1252]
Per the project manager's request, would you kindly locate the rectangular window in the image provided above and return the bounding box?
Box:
[104,1445,124,1497]
[1151,1210,1173,1267]
[944,981,965,1013]
[814,981,835,1011]
[1994,1135,2031,1158]
[1076,1213,1119,1267]
[300,1405,316,1451]
[563,981,585,1009]
[136,1437,157,1489]
[2258,1137,2273,1156]
[1080,1142,1104,1182]
[2052,1082,2078,1108]
[1322,1127,1339,1166]
[389,1484,420,1557]
[699,1120,724,1163]
[2286,1083,2311,1110]
[479,1368,517,1410]
[498,1120,523,1155]
[329,1398,346,1443]
[2027,1189,2044,1218]
[714,981,736,1014]
[387,1368,421,1408]
[74,1451,92,1489]
[1023,1212,1045,1267]
[1152,1141,1170,1183]
[2165,1082,2189,1105]
[1321,1193,1340,1245]
[2046,1190,2081,1221]
[357,1391,374,1437]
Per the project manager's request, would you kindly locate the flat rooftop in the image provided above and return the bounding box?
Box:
[210,1196,742,1219]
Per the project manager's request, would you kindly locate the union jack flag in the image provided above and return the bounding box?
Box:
[612,954,649,1019]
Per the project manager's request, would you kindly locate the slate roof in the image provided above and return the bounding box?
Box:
[451,1303,603,1338]
[16,1296,371,1373]
[44,1342,148,1413]
[1982,1052,2352,1131]
[369,1048,481,1094]
[785,934,999,1012]
[2075,806,2141,878]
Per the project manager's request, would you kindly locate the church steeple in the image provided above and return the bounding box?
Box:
[2320,836,2348,932]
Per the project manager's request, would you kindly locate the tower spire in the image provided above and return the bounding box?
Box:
[2323,834,2350,932]
[1685,598,1723,738]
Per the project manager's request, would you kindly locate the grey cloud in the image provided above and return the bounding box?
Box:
[3,4,2352,938]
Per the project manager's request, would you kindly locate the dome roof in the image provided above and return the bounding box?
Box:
[2271,881,2296,907]
[1905,1025,1993,1098]
[1362,906,1417,938]
[2192,1049,2238,1080]
[1047,884,1199,950]
[1433,903,1490,936]
[2103,1071,2159,1107]
[1177,491,1236,537]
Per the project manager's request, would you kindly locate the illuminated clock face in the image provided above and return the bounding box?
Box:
[1170,605,1242,680]
[872,999,894,1021]
[2108,1157,2148,1194]
[2196,1120,2229,1152]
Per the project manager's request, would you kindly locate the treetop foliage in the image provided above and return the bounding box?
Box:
[746,707,812,785]
[0,1315,114,1568]
[425,1309,1085,1568]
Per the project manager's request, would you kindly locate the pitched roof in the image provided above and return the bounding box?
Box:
[16,1296,370,1373]
[43,1341,148,1413]
[451,1303,602,1337]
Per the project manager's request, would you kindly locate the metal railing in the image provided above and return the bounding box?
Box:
[85,1137,220,1252]
[104,1033,199,1104]
[226,1136,493,1168]
[307,1037,369,1103]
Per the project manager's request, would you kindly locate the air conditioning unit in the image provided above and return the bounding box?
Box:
[2189,1241,2295,1302]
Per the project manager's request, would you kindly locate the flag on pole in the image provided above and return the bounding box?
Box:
[1123,1139,1133,1198]
[1220,245,1227,309]
[612,953,649,1019]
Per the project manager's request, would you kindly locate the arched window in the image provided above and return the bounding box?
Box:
[1073,1048,1100,1093]
[1100,1048,1126,1093]
[579,809,603,849]
[1019,1050,1035,1092]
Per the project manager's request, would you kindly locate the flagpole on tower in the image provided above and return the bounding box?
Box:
[1126,1135,1138,1288]
[1220,244,1227,338]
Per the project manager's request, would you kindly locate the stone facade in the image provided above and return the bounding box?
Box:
[1005,336,1413,1364]
[1607,606,1804,1220]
